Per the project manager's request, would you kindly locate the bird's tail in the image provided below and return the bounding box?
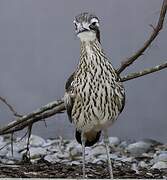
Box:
[75,130,101,147]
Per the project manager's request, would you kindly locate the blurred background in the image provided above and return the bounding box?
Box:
[0,0,167,142]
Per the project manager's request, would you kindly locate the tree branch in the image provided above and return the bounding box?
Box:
[0,100,65,135]
[121,61,167,82]
[117,0,167,74]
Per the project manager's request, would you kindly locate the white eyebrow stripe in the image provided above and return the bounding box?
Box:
[90,18,99,23]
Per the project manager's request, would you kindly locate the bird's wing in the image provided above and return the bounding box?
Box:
[64,72,75,123]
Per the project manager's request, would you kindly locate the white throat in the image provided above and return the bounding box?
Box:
[77,31,96,42]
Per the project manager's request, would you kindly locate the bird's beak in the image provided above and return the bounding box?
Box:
[76,23,90,35]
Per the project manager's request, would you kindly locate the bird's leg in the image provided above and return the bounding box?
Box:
[81,132,86,179]
[103,130,114,179]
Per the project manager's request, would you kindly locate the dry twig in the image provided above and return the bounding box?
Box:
[0,96,22,118]
[121,61,167,82]
[117,0,167,74]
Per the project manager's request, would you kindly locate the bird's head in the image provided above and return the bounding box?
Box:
[74,12,100,42]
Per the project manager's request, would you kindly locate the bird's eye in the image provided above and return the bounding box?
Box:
[73,20,78,30]
[91,22,97,26]
[74,22,77,30]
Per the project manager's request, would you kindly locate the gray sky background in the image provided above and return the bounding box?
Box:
[0,0,167,142]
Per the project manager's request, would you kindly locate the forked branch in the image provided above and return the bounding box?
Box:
[121,61,167,82]
[117,0,167,74]
[0,96,22,117]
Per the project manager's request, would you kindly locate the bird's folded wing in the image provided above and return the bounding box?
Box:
[64,72,75,123]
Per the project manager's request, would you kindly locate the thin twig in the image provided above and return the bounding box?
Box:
[121,61,167,82]
[10,133,14,157]
[117,0,167,74]
[0,96,22,117]
[25,124,32,159]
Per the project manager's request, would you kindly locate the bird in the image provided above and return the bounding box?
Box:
[64,12,125,179]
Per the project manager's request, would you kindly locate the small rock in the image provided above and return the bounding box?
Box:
[42,139,60,147]
[139,161,148,168]
[119,156,133,163]
[0,136,4,142]
[44,153,60,163]
[69,147,82,157]
[66,140,79,151]
[70,161,81,165]
[154,151,167,162]
[0,144,8,156]
[108,137,120,146]
[46,145,59,153]
[126,141,151,156]
[151,161,167,169]
[28,135,46,147]
[6,150,22,161]
[57,152,69,159]
[21,147,47,159]
[119,141,128,148]
[131,163,139,174]
[89,145,106,157]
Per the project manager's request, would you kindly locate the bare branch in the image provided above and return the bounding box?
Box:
[0,100,65,135]
[0,96,22,117]
[117,0,167,74]
[121,61,167,82]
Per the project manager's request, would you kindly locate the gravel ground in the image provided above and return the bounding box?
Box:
[0,160,166,178]
[0,135,167,178]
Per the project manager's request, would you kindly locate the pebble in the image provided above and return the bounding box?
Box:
[89,145,106,157]
[151,161,167,169]
[108,137,120,146]
[28,135,46,147]
[21,147,47,159]
[154,151,167,162]
[44,153,60,163]
[126,141,151,156]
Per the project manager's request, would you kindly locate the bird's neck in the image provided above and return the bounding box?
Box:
[79,38,104,64]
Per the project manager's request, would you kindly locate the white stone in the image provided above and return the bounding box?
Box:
[126,141,151,156]
[119,141,128,148]
[119,157,133,163]
[42,139,60,147]
[66,140,79,151]
[44,153,60,163]
[28,135,46,147]
[154,152,167,163]
[57,152,69,159]
[46,145,60,153]
[89,145,106,157]
[0,136,4,142]
[108,137,120,146]
[69,147,82,157]
[21,147,47,159]
[6,150,22,161]
[139,161,148,168]
[151,161,167,169]
[0,145,8,156]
